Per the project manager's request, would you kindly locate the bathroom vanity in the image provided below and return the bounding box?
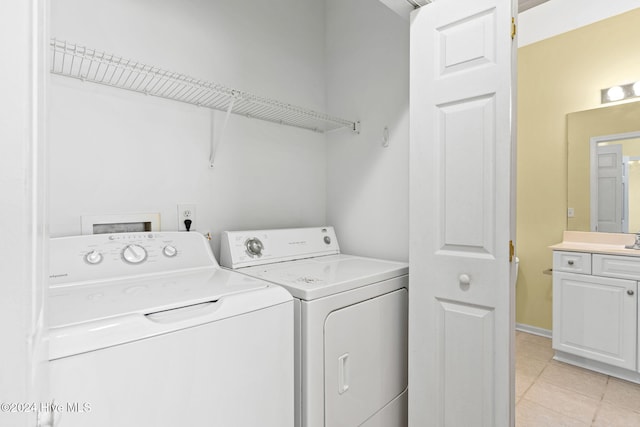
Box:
[551,231,640,383]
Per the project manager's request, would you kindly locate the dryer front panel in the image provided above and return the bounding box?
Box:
[324,289,408,426]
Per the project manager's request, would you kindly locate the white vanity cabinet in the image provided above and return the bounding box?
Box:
[552,250,640,380]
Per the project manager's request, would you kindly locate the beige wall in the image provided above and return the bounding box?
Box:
[517,8,640,330]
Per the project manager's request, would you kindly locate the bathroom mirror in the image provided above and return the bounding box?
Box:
[567,101,640,232]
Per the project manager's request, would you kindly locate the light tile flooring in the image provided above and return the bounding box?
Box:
[516,331,640,426]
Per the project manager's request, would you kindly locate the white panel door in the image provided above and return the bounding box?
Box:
[409,0,516,425]
[595,144,623,232]
[553,272,637,370]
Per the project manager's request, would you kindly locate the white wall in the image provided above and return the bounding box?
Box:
[49,0,327,259]
[325,0,410,261]
[519,0,640,46]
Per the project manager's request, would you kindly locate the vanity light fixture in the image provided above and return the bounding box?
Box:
[601,81,640,103]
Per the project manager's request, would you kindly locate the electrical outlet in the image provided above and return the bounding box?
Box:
[178,204,196,231]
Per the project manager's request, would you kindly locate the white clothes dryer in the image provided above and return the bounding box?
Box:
[47,231,293,427]
[220,227,408,427]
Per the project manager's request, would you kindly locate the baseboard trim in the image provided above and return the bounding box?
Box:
[516,323,552,338]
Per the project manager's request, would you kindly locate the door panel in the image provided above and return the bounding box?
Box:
[439,95,495,254]
[409,0,516,425]
[324,289,408,427]
[437,9,496,76]
[437,300,495,426]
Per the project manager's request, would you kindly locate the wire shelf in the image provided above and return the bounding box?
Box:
[50,39,359,134]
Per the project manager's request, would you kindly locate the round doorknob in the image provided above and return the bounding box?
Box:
[459,274,471,286]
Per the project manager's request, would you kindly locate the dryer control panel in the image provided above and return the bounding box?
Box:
[220,226,340,269]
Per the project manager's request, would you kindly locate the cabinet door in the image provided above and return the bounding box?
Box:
[553,272,637,370]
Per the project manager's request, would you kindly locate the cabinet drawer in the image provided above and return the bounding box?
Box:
[553,251,591,274]
[593,254,640,280]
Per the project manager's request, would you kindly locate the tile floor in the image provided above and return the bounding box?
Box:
[516,331,640,426]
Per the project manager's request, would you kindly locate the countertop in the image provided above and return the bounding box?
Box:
[550,231,640,257]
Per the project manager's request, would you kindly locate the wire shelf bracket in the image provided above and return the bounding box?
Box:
[49,38,360,136]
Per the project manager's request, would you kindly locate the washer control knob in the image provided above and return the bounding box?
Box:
[122,244,147,264]
[85,250,103,265]
[245,238,264,257]
[163,245,178,257]
[324,236,331,245]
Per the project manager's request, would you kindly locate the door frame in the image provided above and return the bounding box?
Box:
[0,1,48,426]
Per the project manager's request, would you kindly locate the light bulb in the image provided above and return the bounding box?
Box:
[607,86,625,101]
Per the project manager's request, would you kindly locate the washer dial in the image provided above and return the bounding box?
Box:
[122,244,148,264]
[163,245,178,257]
[84,250,103,265]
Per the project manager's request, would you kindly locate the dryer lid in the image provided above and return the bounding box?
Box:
[239,254,408,300]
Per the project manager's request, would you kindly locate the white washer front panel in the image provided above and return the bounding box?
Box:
[324,289,408,427]
[50,301,294,427]
[240,254,408,300]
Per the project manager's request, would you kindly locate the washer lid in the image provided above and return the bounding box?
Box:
[50,267,273,328]
[239,254,408,300]
[48,268,291,360]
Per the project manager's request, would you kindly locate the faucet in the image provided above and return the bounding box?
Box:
[625,232,640,249]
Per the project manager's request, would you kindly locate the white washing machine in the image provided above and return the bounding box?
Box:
[47,231,293,427]
[220,227,408,427]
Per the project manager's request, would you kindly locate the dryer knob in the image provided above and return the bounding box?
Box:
[245,238,264,257]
